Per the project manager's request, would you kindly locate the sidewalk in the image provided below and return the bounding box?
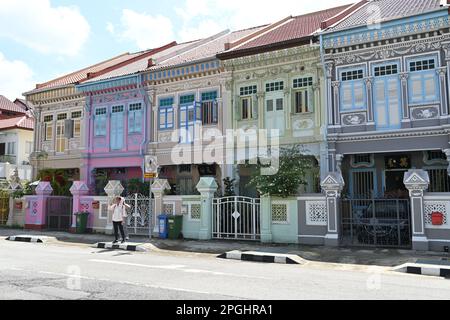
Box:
[1,227,449,267]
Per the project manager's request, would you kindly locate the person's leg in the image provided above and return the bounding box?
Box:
[113,222,119,241]
[119,222,126,241]
[123,218,129,240]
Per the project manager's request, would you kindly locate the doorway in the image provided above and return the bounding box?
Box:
[384,170,409,199]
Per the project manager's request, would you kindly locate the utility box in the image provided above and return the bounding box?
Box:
[158,214,169,239]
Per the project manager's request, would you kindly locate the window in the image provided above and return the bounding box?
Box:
[408,56,439,104]
[201,91,218,125]
[427,168,450,193]
[179,165,191,173]
[128,103,142,133]
[25,141,33,154]
[180,94,195,105]
[56,113,67,153]
[159,98,174,130]
[240,85,257,96]
[374,64,398,77]
[6,142,15,155]
[340,68,366,111]
[294,91,310,113]
[293,77,313,89]
[111,106,124,150]
[94,108,107,136]
[44,115,53,141]
[265,81,284,92]
[427,151,447,162]
[71,111,82,138]
[241,97,253,120]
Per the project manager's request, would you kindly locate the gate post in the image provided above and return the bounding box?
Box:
[196,177,218,240]
[104,181,125,234]
[321,172,345,247]
[25,182,53,230]
[70,181,90,233]
[151,179,171,235]
[260,194,273,243]
[404,170,430,251]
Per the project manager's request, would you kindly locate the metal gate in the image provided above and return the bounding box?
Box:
[0,194,9,225]
[125,194,153,236]
[341,199,411,248]
[46,196,72,231]
[212,196,260,240]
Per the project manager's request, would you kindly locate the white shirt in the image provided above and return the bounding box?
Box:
[110,203,129,222]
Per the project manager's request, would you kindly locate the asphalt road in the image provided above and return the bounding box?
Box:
[0,239,449,300]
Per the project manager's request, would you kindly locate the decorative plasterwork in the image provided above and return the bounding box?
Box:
[327,34,450,66]
[323,16,450,49]
[223,45,320,71]
[155,76,221,95]
[327,128,449,143]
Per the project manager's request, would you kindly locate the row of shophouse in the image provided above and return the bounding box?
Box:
[17,0,450,251]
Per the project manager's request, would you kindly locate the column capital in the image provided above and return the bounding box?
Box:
[325,61,335,79]
[331,81,341,89]
[399,72,409,81]
[403,169,430,197]
[35,182,53,196]
[436,66,447,77]
[104,180,124,198]
[70,181,89,196]
[151,178,171,194]
[321,172,345,197]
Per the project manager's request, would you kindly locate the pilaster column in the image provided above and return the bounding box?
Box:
[104,180,125,233]
[283,88,291,130]
[442,43,450,117]
[321,172,345,247]
[325,61,334,126]
[404,170,430,251]
[436,67,448,117]
[260,194,272,243]
[151,179,171,234]
[331,81,341,125]
[257,91,265,129]
[444,148,450,176]
[399,72,410,126]
[196,177,218,240]
[25,182,53,230]
[70,181,90,232]
[365,77,374,123]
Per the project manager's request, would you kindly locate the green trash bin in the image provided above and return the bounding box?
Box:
[75,212,89,234]
[168,215,183,240]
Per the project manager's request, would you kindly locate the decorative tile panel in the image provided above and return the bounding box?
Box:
[190,204,201,220]
[341,113,366,126]
[424,200,449,228]
[305,201,327,226]
[163,203,175,216]
[411,106,440,120]
[271,203,288,223]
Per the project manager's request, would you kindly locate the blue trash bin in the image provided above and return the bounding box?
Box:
[158,214,169,239]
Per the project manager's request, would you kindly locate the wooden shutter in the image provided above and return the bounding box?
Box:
[64,119,74,139]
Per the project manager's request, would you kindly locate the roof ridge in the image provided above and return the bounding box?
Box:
[321,1,368,30]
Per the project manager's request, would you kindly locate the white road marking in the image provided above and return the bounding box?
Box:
[89,259,274,280]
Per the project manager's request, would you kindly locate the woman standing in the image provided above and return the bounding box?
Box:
[109,197,130,244]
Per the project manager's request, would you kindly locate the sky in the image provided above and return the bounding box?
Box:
[0,0,352,100]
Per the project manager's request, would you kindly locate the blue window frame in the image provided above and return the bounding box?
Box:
[201,91,218,125]
[94,107,107,136]
[407,55,439,105]
[372,62,402,130]
[110,105,124,150]
[179,94,200,144]
[339,68,366,111]
[128,103,142,134]
[159,97,174,130]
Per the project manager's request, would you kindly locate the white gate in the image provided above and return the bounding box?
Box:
[125,194,153,236]
[212,196,260,240]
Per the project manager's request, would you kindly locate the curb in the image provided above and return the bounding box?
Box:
[218,250,304,265]
[5,235,55,243]
[393,263,450,278]
[93,242,147,252]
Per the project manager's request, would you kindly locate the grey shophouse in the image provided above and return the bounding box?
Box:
[320,0,450,251]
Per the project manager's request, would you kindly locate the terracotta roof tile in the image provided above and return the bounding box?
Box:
[326,0,445,32]
[0,116,34,131]
[228,5,352,53]
[0,95,27,114]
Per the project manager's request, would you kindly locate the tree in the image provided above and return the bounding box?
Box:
[248,145,313,198]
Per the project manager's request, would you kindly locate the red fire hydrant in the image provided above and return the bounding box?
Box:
[431,212,444,226]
